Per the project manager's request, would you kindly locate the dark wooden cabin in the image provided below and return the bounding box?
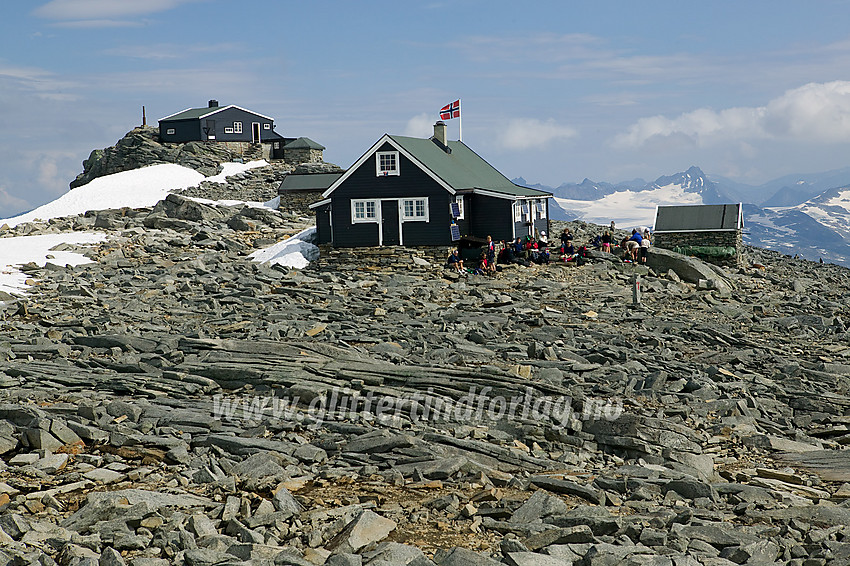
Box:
[310,122,551,247]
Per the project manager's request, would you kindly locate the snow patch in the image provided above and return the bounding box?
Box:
[249,227,319,269]
[0,232,106,296]
[205,160,268,183]
[2,164,205,228]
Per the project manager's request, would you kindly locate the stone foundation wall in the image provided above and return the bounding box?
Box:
[313,245,453,271]
[284,148,324,165]
[278,191,321,215]
[214,141,264,162]
[654,230,744,267]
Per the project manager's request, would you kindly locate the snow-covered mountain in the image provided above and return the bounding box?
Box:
[520,166,850,266]
[522,166,719,228]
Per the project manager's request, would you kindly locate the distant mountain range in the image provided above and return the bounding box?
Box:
[515,166,850,266]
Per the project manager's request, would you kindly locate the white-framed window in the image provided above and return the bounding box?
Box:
[536,199,547,219]
[166,128,175,135]
[522,203,531,222]
[351,199,378,223]
[224,127,234,134]
[233,121,243,134]
[514,202,523,222]
[263,123,271,130]
[401,198,429,222]
[455,196,465,219]
[376,151,400,176]
[273,142,280,149]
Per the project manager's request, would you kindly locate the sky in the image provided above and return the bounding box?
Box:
[5,0,850,218]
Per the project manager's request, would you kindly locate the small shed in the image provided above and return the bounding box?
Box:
[278,171,342,214]
[653,203,744,267]
[283,137,325,165]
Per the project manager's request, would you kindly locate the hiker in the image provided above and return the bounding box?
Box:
[627,229,642,261]
[486,235,496,267]
[639,228,651,264]
[446,249,464,272]
[601,230,612,253]
[513,237,527,258]
[559,229,573,255]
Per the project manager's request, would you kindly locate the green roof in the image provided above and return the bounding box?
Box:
[284,137,325,150]
[280,172,342,191]
[388,135,551,197]
[161,107,220,121]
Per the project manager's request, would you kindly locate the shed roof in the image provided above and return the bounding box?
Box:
[284,137,325,150]
[654,203,743,232]
[279,173,342,192]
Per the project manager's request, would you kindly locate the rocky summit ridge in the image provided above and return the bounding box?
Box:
[1,144,850,565]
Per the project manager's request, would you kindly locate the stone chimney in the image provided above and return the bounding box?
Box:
[433,121,447,147]
[208,99,219,108]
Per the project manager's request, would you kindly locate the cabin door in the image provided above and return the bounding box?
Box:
[380,199,401,246]
[252,122,261,143]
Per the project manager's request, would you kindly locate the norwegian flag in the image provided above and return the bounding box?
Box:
[440,99,460,120]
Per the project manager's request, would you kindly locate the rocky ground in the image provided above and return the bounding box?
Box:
[2,161,850,565]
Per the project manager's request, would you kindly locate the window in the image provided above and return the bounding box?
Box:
[233,122,243,134]
[273,142,280,149]
[166,128,175,135]
[455,196,465,219]
[224,127,234,134]
[351,199,378,223]
[263,123,271,130]
[376,151,400,176]
[402,198,429,221]
[514,202,523,222]
[536,199,547,219]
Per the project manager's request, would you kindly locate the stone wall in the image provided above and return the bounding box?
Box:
[313,245,453,271]
[285,148,324,165]
[279,191,322,215]
[214,141,264,162]
[653,230,744,267]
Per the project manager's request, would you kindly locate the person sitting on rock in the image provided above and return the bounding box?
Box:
[446,249,464,272]
[476,251,492,275]
[513,237,527,258]
[535,240,550,264]
[559,228,573,255]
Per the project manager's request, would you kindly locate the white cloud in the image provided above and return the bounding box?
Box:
[0,186,31,214]
[32,0,202,20]
[403,113,434,138]
[496,118,577,150]
[615,81,850,148]
[49,19,145,29]
[103,42,243,60]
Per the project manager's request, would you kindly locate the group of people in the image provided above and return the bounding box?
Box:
[446,224,653,273]
[619,228,651,264]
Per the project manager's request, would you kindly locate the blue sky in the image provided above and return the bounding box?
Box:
[4,0,850,218]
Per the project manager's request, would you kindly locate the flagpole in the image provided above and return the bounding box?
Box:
[459,99,462,142]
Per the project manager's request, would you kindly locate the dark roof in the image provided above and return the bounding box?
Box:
[284,137,325,150]
[159,104,274,122]
[262,130,285,141]
[280,173,342,192]
[654,203,743,232]
[388,135,551,197]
